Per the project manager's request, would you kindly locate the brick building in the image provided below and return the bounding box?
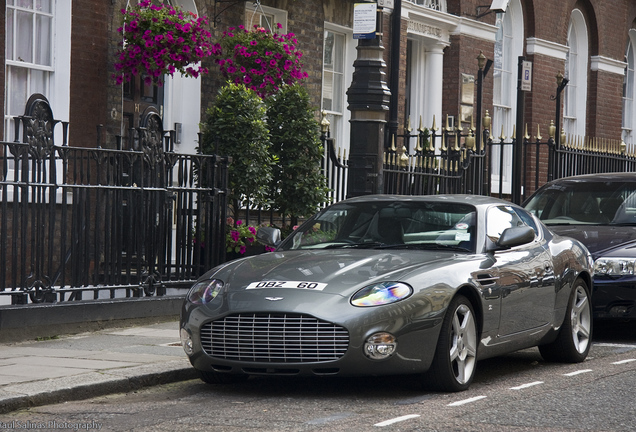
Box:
[2,0,635,194]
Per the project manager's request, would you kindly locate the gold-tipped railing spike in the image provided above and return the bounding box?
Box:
[483,110,491,130]
[416,116,424,152]
[431,115,438,133]
[455,119,463,134]
[445,114,452,133]
[390,134,397,152]
[320,110,330,134]
[561,129,567,147]
[524,124,530,140]
[406,117,412,134]
[466,130,476,151]
[427,133,435,152]
[621,140,627,154]
[548,120,555,139]
[535,124,542,142]
[441,130,448,151]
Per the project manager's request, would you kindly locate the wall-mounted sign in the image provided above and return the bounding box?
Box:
[521,60,533,91]
[353,3,377,40]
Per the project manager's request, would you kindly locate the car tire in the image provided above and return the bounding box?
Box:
[198,370,249,385]
[539,278,592,363]
[424,295,478,392]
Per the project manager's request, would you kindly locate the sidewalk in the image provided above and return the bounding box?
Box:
[0,319,198,414]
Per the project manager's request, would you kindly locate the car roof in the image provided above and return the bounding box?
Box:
[545,172,636,184]
[338,194,515,207]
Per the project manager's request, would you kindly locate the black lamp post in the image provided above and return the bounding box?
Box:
[346,2,391,198]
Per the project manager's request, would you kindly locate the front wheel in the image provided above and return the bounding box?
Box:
[423,295,478,392]
[539,278,592,363]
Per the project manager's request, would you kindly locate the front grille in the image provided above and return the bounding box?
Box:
[200,313,349,363]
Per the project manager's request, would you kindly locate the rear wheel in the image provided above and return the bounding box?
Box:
[198,370,249,384]
[539,278,592,363]
[424,295,478,392]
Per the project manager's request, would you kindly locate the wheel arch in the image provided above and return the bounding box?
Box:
[454,285,483,336]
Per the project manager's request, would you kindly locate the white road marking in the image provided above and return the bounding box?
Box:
[374,414,420,427]
[612,358,636,365]
[447,395,487,406]
[594,343,636,348]
[563,369,592,376]
[510,381,544,390]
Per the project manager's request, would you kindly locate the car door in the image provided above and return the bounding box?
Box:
[486,205,556,336]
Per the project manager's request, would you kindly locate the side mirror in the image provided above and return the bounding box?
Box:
[256,226,281,247]
[489,226,535,251]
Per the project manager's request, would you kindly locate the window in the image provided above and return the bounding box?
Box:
[564,9,588,138]
[404,0,446,12]
[5,0,53,139]
[486,206,533,243]
[322,25,355,156]
[490,0,523,195]
[623,30,636,145]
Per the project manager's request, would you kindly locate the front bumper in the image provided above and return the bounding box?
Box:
[181,305,444,378]
[593,276,636,319]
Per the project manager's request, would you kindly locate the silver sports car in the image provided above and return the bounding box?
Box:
[180,195,594,392]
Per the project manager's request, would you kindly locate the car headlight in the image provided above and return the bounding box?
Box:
[594,258,636,276]
[351,282,412,307]
[187,279,224,304]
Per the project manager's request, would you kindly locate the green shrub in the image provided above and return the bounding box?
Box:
[266,84,329,224]
[199,83,274,216]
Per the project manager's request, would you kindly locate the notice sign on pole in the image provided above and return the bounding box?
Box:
[353,2,377,39]
[521,60,533,91]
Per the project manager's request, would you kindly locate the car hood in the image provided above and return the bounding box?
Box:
[206,249,463,297]
[548,225,636,258]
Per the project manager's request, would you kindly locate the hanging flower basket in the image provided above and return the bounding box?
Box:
[113,0,212,86]
[211,24,308,98]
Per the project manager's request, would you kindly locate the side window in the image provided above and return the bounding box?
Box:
[486,205,532,243]
[513,208,539,235]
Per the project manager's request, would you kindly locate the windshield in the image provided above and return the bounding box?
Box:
[278,201,477,252]
[525,180,636,225]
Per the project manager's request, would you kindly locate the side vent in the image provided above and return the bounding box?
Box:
[475,273,498,286]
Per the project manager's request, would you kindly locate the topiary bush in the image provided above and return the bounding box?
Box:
[199,83,274,217]
[266,84,330,225]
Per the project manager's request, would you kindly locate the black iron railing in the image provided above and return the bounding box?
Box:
[1,95,229,305]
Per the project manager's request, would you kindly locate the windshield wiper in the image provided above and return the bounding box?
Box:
[324,242,385,249]
[379,243,471,252]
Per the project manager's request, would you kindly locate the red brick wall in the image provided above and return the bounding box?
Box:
[69,0,110,148]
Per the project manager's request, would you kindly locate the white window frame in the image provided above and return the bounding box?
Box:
[490,0,523,195]
[623,29,636,146]
[564,9,588,138]
[4,1,71,143]
[321,22,355,158]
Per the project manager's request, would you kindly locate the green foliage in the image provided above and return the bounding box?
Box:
[199,83,273,213]
[266,84,330,222]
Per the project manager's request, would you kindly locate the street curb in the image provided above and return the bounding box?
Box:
[0,364,199,414]
[0,296,184,343]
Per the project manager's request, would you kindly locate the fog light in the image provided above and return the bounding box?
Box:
[180,328,194,356]
[364,332,397,360]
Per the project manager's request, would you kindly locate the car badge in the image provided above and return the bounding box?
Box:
[265,296,284,301]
